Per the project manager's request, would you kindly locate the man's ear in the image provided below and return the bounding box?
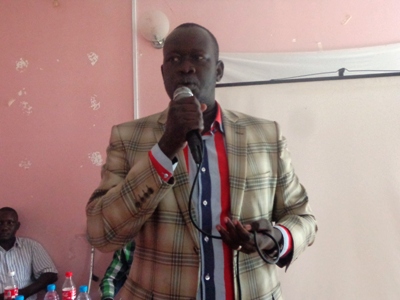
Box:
[161,65,164,79]
[216,60,224,82]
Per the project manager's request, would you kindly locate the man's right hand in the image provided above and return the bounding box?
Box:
[158,97,206,159]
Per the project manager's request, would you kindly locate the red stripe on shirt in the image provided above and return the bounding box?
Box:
[214,129,234,300]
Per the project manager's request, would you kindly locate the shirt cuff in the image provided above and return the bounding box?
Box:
[274,225,293,258]
[149,144,178,182]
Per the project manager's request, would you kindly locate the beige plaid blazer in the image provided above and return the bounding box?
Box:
[87,107,317,300]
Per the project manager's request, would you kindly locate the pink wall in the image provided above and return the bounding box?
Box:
[1,0,400,298]
[0,0,133,297]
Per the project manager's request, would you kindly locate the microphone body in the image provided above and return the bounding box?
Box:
[173,87,203,164]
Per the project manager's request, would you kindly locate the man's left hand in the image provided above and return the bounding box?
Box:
[216,217,282,255]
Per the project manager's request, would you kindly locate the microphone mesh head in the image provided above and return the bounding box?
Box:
[173,86,193,101]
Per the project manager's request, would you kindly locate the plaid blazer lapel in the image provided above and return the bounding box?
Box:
[157,109,201,248]
[221,109,247,220]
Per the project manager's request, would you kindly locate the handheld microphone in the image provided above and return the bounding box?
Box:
[173,86,203,164]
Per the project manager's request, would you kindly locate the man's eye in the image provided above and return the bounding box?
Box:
[0,221,15,226]
[169,57,180,63]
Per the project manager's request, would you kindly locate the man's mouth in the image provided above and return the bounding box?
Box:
[178,82,197,92]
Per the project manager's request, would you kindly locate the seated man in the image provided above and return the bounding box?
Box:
[99,241,135,300]
[0,207,58,300]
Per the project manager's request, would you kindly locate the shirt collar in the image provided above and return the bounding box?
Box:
[14,237,22,248]
[206,101,224,135]
[0,237,21,252]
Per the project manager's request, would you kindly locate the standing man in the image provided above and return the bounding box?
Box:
[0,207,58,300]
[87,23,317,300]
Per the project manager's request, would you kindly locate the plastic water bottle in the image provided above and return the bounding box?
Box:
[61,272,76,300]
[4,271,18,300]
[76,286,91,300]
[44,284,60,300]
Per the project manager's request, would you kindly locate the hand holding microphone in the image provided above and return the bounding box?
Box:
[172,87,204,164]
[158,86,204,164]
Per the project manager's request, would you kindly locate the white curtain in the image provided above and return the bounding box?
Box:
[219,43,400,83]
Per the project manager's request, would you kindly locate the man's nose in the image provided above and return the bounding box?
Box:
[180,58,195,74]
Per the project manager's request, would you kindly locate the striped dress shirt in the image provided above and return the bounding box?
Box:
[0,237,58,300]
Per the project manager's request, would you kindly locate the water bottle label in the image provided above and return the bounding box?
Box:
[4,287,18,299]
[62,288,76,300]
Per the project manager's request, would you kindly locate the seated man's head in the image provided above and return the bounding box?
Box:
[0,207,20,242]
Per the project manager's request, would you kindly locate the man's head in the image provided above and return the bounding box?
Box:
[161,23,224,108]
[0,207,20,242]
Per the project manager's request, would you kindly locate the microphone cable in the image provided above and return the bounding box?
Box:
[188,158,222,240]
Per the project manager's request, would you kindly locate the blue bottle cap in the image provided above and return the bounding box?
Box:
[47,284,56,291]
[16,296,25,300]
[79,285,88,293]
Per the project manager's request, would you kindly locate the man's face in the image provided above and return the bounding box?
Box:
[0,211,20,242]
[161,26,224,107]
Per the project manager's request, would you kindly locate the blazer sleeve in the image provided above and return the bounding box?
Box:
[86,123,173,252]
[272,121,317,267]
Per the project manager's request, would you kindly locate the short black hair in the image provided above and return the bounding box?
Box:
[0,207,18,220]
[172,23,220,60]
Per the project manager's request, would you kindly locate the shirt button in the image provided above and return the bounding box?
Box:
[204,236,209,242]
[202,200,208,206]
[201,167,206,172]
[205,274,210,281]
